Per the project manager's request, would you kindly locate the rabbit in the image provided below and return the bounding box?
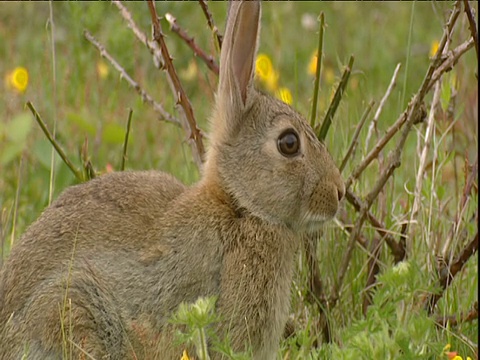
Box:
[0,1,344,359]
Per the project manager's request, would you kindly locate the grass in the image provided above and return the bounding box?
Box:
[0,2,477,359]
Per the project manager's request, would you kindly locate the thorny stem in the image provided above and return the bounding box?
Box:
[165,13,219,76]
[147,0,206,168]
[112,1,162,64]
[335,0,470,309]
[345,189,406,263]
[346,0,463,190]
[198,0,223,51]
[462,0,478,61]
[83,30,179,125]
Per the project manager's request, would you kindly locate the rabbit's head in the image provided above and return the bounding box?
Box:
[204,0,344,233]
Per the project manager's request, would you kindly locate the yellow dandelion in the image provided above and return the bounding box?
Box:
[256,53,278,91]
[5,66,29,93]
[256,53,273,80]
[180,349,191,360]
[97,61,109,79]
[430,39,440,58]
[276,87,292,105]
[308,52,318,76]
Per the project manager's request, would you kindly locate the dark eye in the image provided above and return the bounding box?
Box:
[277,129,300,157]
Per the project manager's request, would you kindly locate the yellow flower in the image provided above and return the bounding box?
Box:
[180,349,191,360]
[97,61,109,79]
[308,52,318,75]
[256,53,278,91]
[430,39,440,58]
[5,66,29,93]
[276,87,292,105]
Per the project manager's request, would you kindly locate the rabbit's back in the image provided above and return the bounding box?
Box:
[0,170,187,358]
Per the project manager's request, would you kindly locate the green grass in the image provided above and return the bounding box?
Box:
[1,2,477,359]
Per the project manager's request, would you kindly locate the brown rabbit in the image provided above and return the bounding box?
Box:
[0,1,344,359]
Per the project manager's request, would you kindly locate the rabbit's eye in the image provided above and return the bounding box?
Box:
[277,129,300,157]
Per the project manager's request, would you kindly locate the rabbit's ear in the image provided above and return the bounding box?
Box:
[219,0,261,106]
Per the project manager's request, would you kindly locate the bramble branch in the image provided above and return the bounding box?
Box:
[165,13,219,75]
[462,0,478,61]
[83,30,179,126]
[147,0,206,168]
[198,0,223,51]
[112,0,160,64]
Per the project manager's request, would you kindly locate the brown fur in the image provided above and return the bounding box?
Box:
[0,2,344,359]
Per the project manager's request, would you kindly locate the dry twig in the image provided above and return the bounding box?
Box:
[441,156,478,258]
[463,0,478,61]
[410,81,442,231]
[333,0,471,308]
[198,0,223,51]
[165,13,219,76]
[346,1,463,191]
[364,63,402,152]
[112,0,159,61]
[435,301,479,327]
[83,30,179,126]
[147,0,206,167]
[345,189,406,263]
[427,231,478,313]
[426,38,475,93]
[340,100,375,172]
